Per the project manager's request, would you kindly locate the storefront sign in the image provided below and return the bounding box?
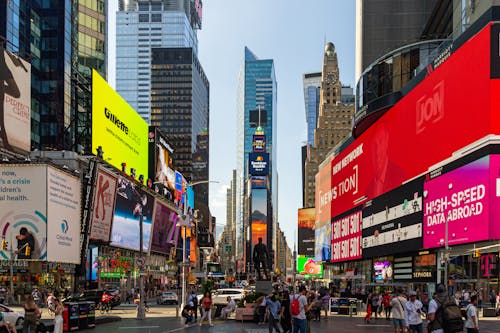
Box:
[413,253,436,281]
[480,253,497,278]
[331,210,362,262]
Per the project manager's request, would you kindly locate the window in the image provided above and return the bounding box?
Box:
[151,14,162,22]
[139,14,149,22]
[138,3,149,11]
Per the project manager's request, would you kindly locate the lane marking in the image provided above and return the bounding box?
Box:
[356,324,392,327]
[120,326,160,329]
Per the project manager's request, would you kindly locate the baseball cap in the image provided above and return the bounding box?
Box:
[409,290,417,296]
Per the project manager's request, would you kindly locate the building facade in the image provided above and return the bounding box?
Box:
[150,47,211,241]
[235,47,277,275]
[302,72,321,146]
[303,43,355,208]
[116,0,201,124]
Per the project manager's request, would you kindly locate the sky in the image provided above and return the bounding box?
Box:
[108,0,356,249]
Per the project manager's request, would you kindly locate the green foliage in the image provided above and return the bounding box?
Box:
[201,280,215,294]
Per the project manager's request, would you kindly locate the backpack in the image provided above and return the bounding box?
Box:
[291,295,300,316]
[436,297,464,333]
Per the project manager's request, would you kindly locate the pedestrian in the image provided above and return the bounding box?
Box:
[383,291,392,320]
[280,290,292,333]
[290,286,309,333]
[188,291,199,321]
[265,293,282,333]
[427,284,447,333]
[199,291,213,327]
[371,293,379,320]
[52,298,64,333]
[390,288,407,333]
[489,289,496,307]
[182,303,194,326]
[322,293,330,319]
[365,293,373,324]
[220,296,236,320]
[464,295,479,333]
[404,290,423,333]
[23,295,40,333]
[257,295,267,325]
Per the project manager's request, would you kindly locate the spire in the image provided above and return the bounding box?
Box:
[244,46,258,61]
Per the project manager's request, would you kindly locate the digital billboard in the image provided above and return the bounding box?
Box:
[92,69,149,179]
[315,223,331,262]
[252,135,266,153]
[251,189,268,254]
[89,167,118,242]
[297,257,323,277]
[332,210,362,263]
[0,46,31,153]
[374,257,393,281]
[110,176,154,252]
[150,199,179,254]
[148,127,175,196]
[46,166,82,263]
[423,155,500,248]
[0,165,47,260]
[249,153,269,175]
[317,23,497,220]
[362,178,423,258]
[298,208,315,257]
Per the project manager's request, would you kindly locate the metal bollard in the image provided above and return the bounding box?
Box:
[176,305,179,318]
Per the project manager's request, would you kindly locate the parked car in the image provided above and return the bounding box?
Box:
[157,292,178,305]
[0,304,24,328]
[212,288,245,305]
[63,289,121,308]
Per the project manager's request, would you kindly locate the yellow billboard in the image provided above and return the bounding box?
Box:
[92,70,148,179]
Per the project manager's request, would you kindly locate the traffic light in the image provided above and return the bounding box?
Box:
[25,245,30,257]
[474,249,480,258]
[1,239,6,251]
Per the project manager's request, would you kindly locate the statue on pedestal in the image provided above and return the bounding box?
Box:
[253,237,269,280]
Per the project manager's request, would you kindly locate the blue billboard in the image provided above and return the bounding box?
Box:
[249,152,269,175]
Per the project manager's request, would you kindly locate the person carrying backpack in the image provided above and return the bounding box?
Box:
[427,284,464,333]
[464,295,479,333]
[290,286,309,333]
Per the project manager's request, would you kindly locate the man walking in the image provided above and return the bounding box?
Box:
[465,295,479,333]
[291,286,309,333]
[405,290,423,333]
[390,288,407,333]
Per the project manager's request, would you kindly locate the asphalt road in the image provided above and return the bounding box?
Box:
[74,304,500,333]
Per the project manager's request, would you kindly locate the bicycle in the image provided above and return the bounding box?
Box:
[100,302,111,315]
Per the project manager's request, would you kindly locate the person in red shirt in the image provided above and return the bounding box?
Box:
[199,292,213,326]
[383,291,393,321]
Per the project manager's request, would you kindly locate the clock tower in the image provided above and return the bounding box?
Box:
[303,42,355,208]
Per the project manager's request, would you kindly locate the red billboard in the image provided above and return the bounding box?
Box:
[318,23,496,220]
[331,210,362,262]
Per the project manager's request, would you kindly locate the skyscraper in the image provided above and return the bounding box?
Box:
[302,72,321,146]
[150,47,210,236]
[116,0,201,124]
[235,47,277,273]
[304,43,355,208]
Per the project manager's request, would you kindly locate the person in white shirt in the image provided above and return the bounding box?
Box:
[427,284,446,333]
[390,288,407,333]
[220,296,236,320]
[405,290,423,333]
[464,295,479,333]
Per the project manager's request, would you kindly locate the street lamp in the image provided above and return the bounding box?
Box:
[178,180,219,311]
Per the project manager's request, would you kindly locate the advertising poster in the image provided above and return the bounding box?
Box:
[0,165,47,260]
[331,210,362,263]
[297,257,323,277]
[46,166,82,263]
[317,23,497,220]
[251,189,268,252]
[298,208,315,257]
[362,178,423,257]
[413,252,436,281]
[149,127,175,192]
[423,156,490,248]
[252,135,266,153]
[0,46,31,153]
[315,223,331,262]
[92,69,149,179]
[89,167,118,242]
[248,153,269,175]
[150,199,179,254]
[110,176,154,252]
[374,256,394,281]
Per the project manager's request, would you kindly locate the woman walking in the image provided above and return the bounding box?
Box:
[53,298,64,333]
[280,290,292,333]
[23,295,40,333]
[199,292,213,327]
[365,293,373,324]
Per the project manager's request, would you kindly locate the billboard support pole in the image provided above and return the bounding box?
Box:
[444,217,449,289]
[9,247,14,305]
[137,213,146,320]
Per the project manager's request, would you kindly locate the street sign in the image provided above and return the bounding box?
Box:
[136,257,146,267]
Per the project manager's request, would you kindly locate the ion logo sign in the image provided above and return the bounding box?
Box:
[416,81,444,134]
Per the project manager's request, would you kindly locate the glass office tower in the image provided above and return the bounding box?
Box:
[235,47,277,273]
[116,0,201,124]
[302,72,321,146]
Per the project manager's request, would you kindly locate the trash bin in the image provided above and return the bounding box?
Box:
[86,302,96,328]
[78,302,89,330]
[63,302,79,332]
